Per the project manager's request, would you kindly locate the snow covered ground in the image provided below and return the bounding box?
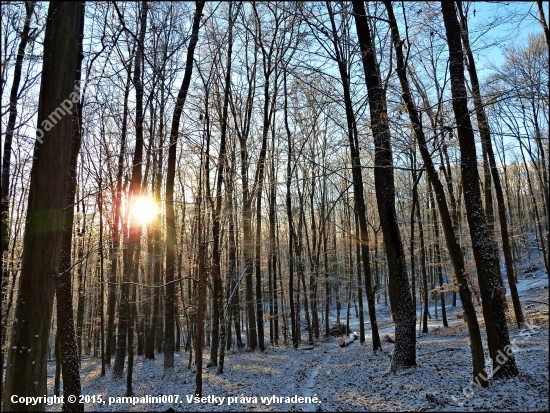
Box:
[46,263,548,412]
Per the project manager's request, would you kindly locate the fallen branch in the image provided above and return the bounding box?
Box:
[337,332,358,348]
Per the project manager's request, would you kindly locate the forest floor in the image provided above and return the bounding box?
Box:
[46,260,548,412]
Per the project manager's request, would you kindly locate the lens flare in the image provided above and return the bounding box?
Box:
[132,196,158,224]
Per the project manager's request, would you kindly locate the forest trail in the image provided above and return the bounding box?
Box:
[299,346,333,412]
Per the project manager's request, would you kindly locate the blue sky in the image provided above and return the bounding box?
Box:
[466,1,545,73]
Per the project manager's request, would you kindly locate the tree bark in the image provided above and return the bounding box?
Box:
[441,1,518,379]
[2,3,82,410]
[457,1,524,326]
[353,1,415,369]
[55,3,85,408]
[384,0,486,382]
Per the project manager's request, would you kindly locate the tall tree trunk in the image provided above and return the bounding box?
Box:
[126,240,141,396]
[536,2,550,271]
[113,1,148,382]
[384,0,485,382]
[1,3,36,397]
[75,208,86,364]
[229,31,260,351]
[146,155,162,359]
[326,2,381,352]
[283,70,298,349]
[106,52,133,365]
[226,150,242,350]
[251,6,281,351]
[269,139,278,345]
[99,178,105,376]
[353,210,365,342]
[296,190,313,345]
[323,205,330,338]
[308,150,320,340]
[353,1,414,369]
[441,1,518,379]
[144,47,166,360]
[209,2,235,366]
[409,154,421,317]
[2,3,82,410]
[165,1,204,374]
[536,0,550,270]
[56,4,85,408]
[457,1,524,326]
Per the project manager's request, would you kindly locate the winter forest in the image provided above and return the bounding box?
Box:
[1,1,549,411]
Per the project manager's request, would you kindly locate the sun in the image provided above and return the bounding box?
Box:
[132,196,158,224]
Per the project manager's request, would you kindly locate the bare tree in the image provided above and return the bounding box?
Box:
[164,0,204,375]
[352,1,415,370]
[456,0,524,327]
[3,2,83,410]
[383,0,485,382]
[441,0,518,379]
[0,1,36,398]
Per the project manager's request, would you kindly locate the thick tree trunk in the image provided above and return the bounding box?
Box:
[384,0,486,382]
[441,1,518,379]
[55,4,85,408]
[457,1,524,326]
[353,1,415,369]
[2,3,82,410]
[252,15,281,351]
